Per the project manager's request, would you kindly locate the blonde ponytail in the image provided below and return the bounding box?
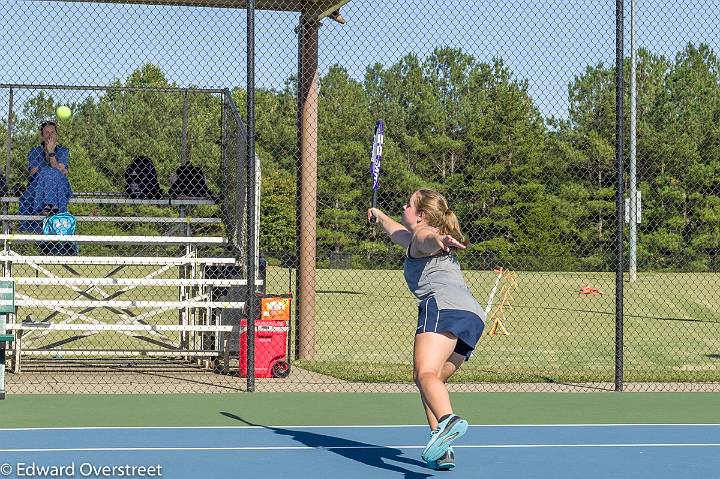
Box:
[414,189,468,247]
[439,208,467,246]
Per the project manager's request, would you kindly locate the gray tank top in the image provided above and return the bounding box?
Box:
[404,247,485,321]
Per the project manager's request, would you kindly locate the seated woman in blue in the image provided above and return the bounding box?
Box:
[20,121,73,232]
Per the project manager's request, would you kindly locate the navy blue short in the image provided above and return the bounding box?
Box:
[416,295,484,361]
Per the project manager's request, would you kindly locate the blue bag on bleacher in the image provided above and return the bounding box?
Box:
[43,211,77,235]
[41,211,78,255]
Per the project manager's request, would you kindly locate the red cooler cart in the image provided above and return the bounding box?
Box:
[238,294,292,378]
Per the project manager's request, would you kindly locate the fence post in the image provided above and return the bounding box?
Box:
[614,0,625,392]
[246,0,257,393]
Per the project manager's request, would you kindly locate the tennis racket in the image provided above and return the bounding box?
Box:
[369,119,384,224]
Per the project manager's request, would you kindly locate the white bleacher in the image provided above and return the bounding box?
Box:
[1,196,216,205]
[1,188,260,373]
[0,254,237,265]
[0,214,222,224]
[0,84,263,379]
[0,234,228,245]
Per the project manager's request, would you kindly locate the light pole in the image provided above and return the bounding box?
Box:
[629,0,638,282]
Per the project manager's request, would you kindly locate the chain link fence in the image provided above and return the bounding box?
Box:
[0,0,719,393]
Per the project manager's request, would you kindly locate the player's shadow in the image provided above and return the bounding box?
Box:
[220,412,432,479]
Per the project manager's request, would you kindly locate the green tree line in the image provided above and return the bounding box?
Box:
[258,43,720,271]
[2,44,720,271]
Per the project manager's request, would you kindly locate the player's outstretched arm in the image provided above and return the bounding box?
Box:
[367,208,411,248]
[413,227,466,256]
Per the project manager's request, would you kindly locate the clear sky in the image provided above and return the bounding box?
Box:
[1,0,719,120]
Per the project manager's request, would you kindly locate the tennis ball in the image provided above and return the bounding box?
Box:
[56,105,72,120]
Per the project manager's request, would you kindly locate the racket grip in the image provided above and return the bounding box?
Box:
[370,190,378,224]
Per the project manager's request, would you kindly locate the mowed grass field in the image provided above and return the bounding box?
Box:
[12,263,720,383]
[265,267,720,383]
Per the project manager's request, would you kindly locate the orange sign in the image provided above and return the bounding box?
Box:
[261,297,291,321]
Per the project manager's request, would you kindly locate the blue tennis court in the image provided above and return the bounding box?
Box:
[2,424,719,478]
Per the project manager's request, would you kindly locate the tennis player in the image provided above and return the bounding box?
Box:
[368,188,485,470]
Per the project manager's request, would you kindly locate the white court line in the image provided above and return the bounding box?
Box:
[2,423,720,432]
[0,425,428,432]
[0,423,720,431]
[3,444,720,453]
